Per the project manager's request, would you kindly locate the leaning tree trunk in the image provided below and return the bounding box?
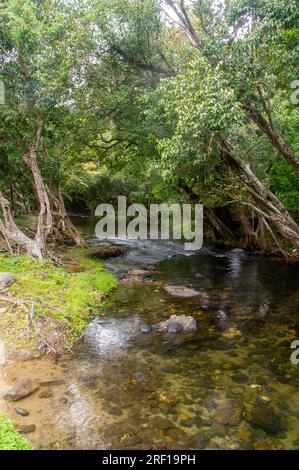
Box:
[205,207,236,245]
[0,191,43,259]
[49,191,85,246]
[244,105,299,174]
[220,137,299,253]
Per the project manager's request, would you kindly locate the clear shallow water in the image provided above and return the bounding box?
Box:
[2,230,299,449]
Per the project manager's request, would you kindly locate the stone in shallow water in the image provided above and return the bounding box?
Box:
[18,424,36,435]
[212,398,244,426]
[38,389,53,399]
[140,324,152,333]
[4,378,39,401]
[150,416,176,430]
[221,327,242,340]
[130,269,150,277]
[246,400,284,435]
[39,379,65,387]
[14,407,29,417]
[168,323,183,333]
[164,285,201,298]
[153,315,197,333]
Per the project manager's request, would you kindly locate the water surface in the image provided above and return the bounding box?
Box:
[2,232,299,449]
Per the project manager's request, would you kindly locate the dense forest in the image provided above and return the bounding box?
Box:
[0,0,298,260]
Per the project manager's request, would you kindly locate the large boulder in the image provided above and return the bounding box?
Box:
[164,285,201,298]
[153,315,197,333]
[0,272,16,291]
[3,378,39,402]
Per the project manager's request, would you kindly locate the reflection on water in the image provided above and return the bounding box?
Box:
[2,233,299,450]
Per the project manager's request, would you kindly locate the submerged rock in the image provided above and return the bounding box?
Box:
[39,379,65,387]
[153,315,197,333]
[168,323,184,333]
[246,400,284,435]
[164,285,201,298]
[14,407,30,417]
[18,424,36,435]
[0,272,16,291]
[10,350,36,362]
[4,378,39,402]
[140,324,152,333]
[212,398,244,426]
[221,327,242,340]
[130,269,150,277]
[38,389,53,399]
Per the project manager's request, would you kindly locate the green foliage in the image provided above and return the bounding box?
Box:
[0,415,33,450]
[0,251,116,345]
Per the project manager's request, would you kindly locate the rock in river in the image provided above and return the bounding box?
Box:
[140,324,152,333]
[212,398,244,426]
[18,424,36,435]
[246,400,284,435]
[164,285,201,298]
[14,407,30,417]
[0,272,16,291]
[4,378,39,401]
[153,315,197,333]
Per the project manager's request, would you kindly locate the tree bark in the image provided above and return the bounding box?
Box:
[28,152,53,249]
[220,137,299,251]
[244,104,299,174]
[0,191,43,259]
[49,191,85,246]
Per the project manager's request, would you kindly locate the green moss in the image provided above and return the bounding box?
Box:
[0,249,116,350]
[0,415,33,450]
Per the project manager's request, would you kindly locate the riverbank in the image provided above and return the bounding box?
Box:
[0,247,116,361]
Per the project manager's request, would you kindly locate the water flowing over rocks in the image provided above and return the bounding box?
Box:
[85,316,142,358]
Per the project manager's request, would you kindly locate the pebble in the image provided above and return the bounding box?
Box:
[18,424,36,434]
[14,407,30,417]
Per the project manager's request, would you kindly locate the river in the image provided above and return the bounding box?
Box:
[1,221,299,449]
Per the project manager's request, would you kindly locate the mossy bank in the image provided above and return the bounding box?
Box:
[0,414,33,450]
[0,248,116,360]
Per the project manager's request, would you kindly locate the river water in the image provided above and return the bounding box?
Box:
[1,224,299,449]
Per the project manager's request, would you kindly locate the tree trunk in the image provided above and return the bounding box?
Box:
[49,191,85,246]
[220,137,299,252]
[28,152,53,250]
[205,207,236,244]
[244,105,299,174]
[0,191,43,259]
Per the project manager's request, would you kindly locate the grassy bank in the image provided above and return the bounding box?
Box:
[0,249,116,356]
[0,414,33,450]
